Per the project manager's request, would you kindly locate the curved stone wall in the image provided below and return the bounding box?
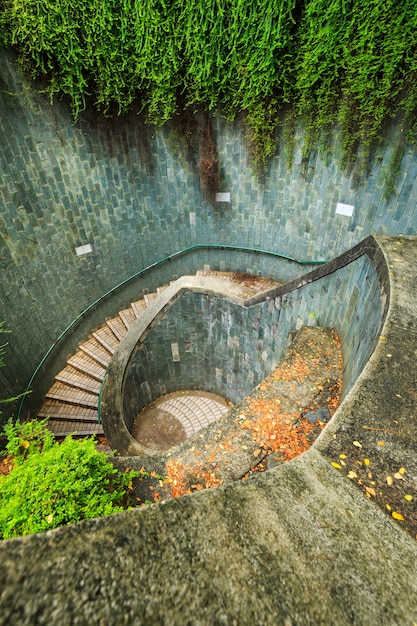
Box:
[102,236,388,455]
[0,48,415,407]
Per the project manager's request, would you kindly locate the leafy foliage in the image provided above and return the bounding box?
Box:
[1,0,417,168]
[295,0,417,162]
[0,419,138,539]
[2,416,53,463]
[245,100,279,175]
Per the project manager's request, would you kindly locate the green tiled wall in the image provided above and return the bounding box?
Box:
[0,48,412,406]
[123,253,382,428]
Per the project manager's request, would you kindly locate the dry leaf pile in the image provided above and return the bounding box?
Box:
[162,326,343,498]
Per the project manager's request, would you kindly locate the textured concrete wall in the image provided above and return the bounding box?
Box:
[123,248,383,430]
[0,48,415,403]
[1,448,417,626]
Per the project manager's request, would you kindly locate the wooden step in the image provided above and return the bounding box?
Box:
[56,365,101,394]
[47,419,104,437]
[92,326,119,354]
[106,315,128,341]
[45,382,98,409]
[67,351,106,382]
[131,299,147,318]
[38,398,98,422]
[144,292,158,307]
[118,307,137,329]
[79,337,112,368]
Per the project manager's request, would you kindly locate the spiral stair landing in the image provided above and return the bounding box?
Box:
[37,271,281,440]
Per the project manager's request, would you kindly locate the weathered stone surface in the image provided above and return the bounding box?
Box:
[1,450,416,626]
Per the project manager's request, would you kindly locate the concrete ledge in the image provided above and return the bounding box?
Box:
[1,235,417,625]
[316,235,417,529]
[1,449,416,625]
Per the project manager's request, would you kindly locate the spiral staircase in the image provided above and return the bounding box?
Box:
[37,270,280,440]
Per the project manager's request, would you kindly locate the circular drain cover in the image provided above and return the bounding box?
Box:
[131,390,231,451]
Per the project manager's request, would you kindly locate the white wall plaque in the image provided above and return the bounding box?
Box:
[215,192,231,203]
[75,243,93,256]
[171,343,180,362]
[336,202,354,217]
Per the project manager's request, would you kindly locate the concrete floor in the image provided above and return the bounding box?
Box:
[131,390,230,450]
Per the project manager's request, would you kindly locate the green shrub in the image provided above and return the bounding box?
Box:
[0,421,138,539]
[2,417,54,464]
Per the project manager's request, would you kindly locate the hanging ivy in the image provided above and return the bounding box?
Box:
[1,0,417,169]
[295,0,417,162]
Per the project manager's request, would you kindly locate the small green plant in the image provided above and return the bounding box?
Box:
[0,419,139,539]
[308,311,319,327]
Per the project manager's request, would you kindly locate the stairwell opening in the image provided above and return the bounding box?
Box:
[130,390,231,452]
[101,242,387,458]
[102,273,286,456]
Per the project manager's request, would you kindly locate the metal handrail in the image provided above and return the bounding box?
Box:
[17,243,326,418]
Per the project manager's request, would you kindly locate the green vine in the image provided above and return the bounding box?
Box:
[245,100,279,176]
[383,141,405,201]
[282,109,296,169]
[1,0,416,171]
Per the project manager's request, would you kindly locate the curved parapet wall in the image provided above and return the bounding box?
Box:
[101,235,389,456]
[316,234,417,471]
